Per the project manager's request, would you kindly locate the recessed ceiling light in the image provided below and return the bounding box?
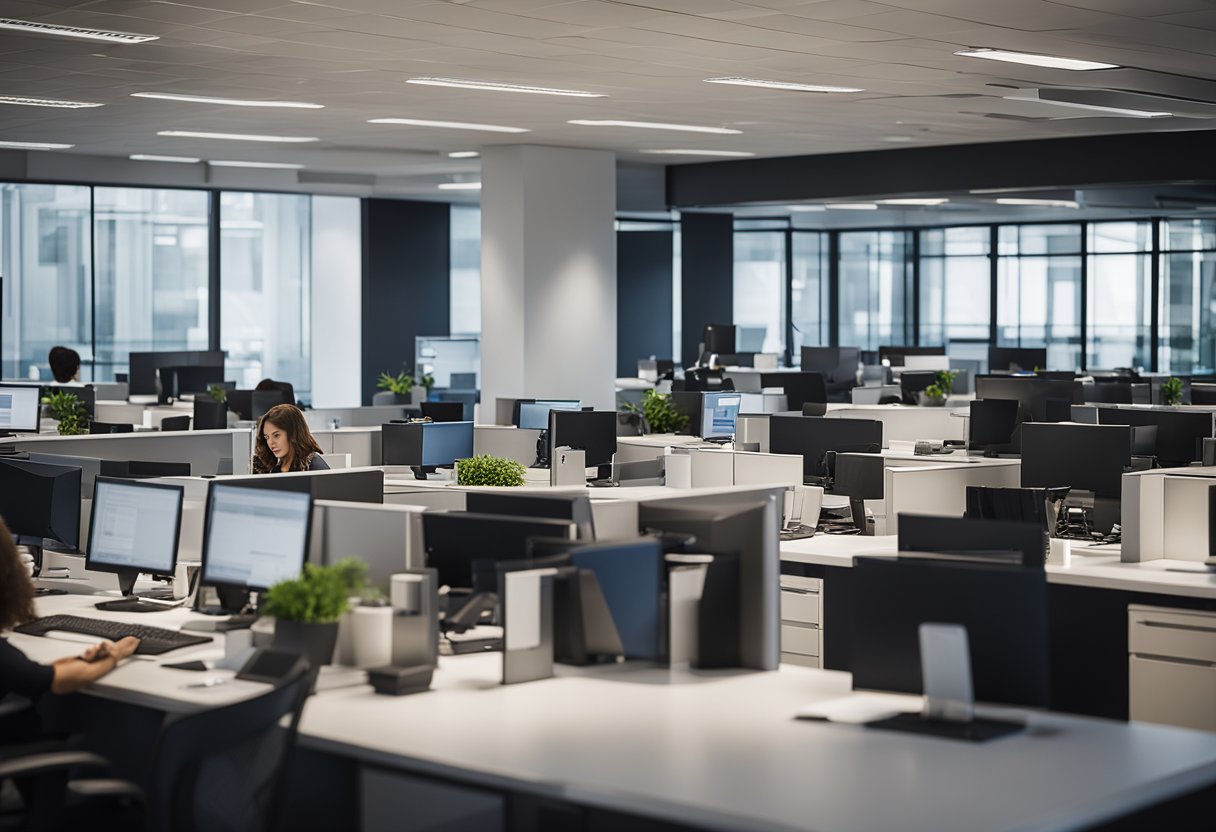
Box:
[825,203,879,210]
[995,198,1080,208]
[132,92,323,109]
[369,118,529,134]
[881,136,914,142]
[1002,94,1170,118]
[129,154,200,163]
[406,77,603,97]
[877,198,949,206]
[438,182,482,191]
[0,140,74,150]
[569,120,742,135]
[787,205,826,212]
[158,130,319,143]
[0,95,102,109]
[639,149,755,157]
[447,151,480,159]
[0,17,158,43]
[954,48,1117,71]
[209,160,304,169]
[703,77,863,93]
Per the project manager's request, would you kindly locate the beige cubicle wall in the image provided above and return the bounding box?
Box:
[2,429,251,476]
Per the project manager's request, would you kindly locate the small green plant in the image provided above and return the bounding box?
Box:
[457,454,526,487]
[417,373,435,393]
[42,390,89,435]
[639,388,689,434]
[207,383,228,403]
[261,563,350,624]
[331,556,387,605]
[376,370,414,396]
[1162,376,1184,406]
[923,369,959,401]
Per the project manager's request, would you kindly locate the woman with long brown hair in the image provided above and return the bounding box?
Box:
[1,518,138,742]
[252,403,330,474]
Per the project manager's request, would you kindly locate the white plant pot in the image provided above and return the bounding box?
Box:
[351,605,394,668]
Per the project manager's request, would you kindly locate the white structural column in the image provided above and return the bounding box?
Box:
[480,145,617,412]
[310,195,362,407]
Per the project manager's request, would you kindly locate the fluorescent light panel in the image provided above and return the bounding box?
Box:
[1002,94,1170,118]
[438,182,481,191]
[0,140,73,150]
[447,151,480,159]
[0,17,157,43]
[640,149,755,157]
[369,118,528,133]
[406,77,602,97]
[0,95,102,109]
[129,154,199,163]
[704,77,863,93]
[787,205,826,212]
[825,203,878,210]
[209,160,303,169]
[954,48,1117,71]
[158,130,318,143]
[995,197,1080,208]
[132,92,323,109]
[569,120,741,134]
[877,198,949,206]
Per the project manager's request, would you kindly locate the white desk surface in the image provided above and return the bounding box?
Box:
[300,653,1216,832]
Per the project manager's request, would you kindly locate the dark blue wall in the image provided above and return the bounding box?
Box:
[617,229,674,377]
[680,212,733,365]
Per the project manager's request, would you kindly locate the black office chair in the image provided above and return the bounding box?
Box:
[0,741,145,832]
[250,390,293,422]
[89,422,135,435]
[159,415,191,432]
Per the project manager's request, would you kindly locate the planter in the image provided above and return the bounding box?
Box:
[351,606,393,668]
[373,391,412,407]
[272,619,340,672]
[411,387,429,407]
[917,393,947,407]
[193,399,228,430]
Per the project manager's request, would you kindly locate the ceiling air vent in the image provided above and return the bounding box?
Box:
[0,18,158,43]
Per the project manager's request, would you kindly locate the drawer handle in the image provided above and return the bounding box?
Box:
[1133,652,1216,669]
[1137,620,1216,636]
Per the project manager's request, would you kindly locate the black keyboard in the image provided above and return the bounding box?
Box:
[15,615,213,656]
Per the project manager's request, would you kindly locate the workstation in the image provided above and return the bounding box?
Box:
[4,2,1216,830]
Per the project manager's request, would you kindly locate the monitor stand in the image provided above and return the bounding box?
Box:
[94,568,176,613]
[23,541,69,597]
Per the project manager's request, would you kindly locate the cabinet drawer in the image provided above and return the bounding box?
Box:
[781,622,820,657]
[1129,655,1216,732]
[1129,606,1216,665]
[782,651,821,669]
[780,589,820,626]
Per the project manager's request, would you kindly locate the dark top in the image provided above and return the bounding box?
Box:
[270,453,329,473]
[0,637,53,700]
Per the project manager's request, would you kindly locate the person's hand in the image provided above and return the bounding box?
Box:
[79,640,114,662]
[111,637,140,660]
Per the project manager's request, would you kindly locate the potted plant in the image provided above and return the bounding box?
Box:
[639,388,690,435]
[456,454,526,487]
[919,370,959,407]
[1162,376,1184,407]
[329,558,393,667]
[414,372,435,406]
[193,384,228,430]
[373,370,414,406]
[262,563,351,673]
[42,390,89,435]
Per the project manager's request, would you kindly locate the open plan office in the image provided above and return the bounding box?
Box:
[2,2,1216,831]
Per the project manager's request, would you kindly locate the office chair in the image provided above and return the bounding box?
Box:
[0,740,145,832]
[89,422,135,435]
[160,415,191,432]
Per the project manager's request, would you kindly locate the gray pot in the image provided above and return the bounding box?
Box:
[272,619,339,672]
[917,392,947,407]
[372,391,412,407]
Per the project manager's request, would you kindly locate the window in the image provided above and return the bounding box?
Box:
[791,231,828,353]
[93,187,210,381]
[1160,219,1216,374]
[919,227,990,348]
[0,184,92,380]
[733,229,786,354]
[1087,222,1151,371]
[838,230,913,351]
[996,225,1082,371]
[220,192,311,401]
[450,206,480,337]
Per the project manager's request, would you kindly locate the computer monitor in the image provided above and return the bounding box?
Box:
[968,398,1019,452]
[86,477,184,602]
[569,539,664,662]
[251,389,293,421]
[549,410,617,470]
[227,389,254,421]
[1192,383,1216,406]
[1020,422,1131,499]
[160,365,228,399]
[899,371,938,405]
[1096,407,1214,468]
[973,376,1084,449]
[0,385,41,433]
[702,323,736,355]
[989,346,1048,373]
[464,492,595,540]
[420,401,465,423]
[879,345,945,367]
[200,483,313,592]
[515,399,581,431]
[1083,383,1134,405]
[40,384,96,419]
[801,347,860,391]
[421,511,577,590]
[221,468,383,504]
[129,350,225,396]
[760,372,827,412]
[381,421,474,471]
[769,415,883,480]
[897,513,1046,568]
[99,460,192,479]
[850,556,1050,708]
[833,453,885,531]
[965,486,1068,534]
[0,458,82,551]
[700,391,742,441]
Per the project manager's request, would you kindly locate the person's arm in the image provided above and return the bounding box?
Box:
[48,637,140,694]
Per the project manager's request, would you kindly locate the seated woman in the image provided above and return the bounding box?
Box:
[252,403,330,474]
[47,346,81,384]
[0,519,139,744]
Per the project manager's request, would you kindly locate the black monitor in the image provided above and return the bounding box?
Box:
[421,401,465,423]
[227,389,254,421]
[974,376,1084,449]
[879,345,945,367]
[200,483,312,592]
[0,458,82,551]
[86,477,184,603]
[899,371,938,405]
[989,346,1048,373]
[251,389,293,420]
[569,539,665,662]
[421,511,577,590]
[1192,384,1216,406]
[1096,407,1214,468]
[1020,422,1131,499]
[702,323,736,355]
[801,347,860,391]
[161,365,227,398]
[549,410,617,470]
[0,384,42,432]
[514,399,580,430]
[850,556,1050,708]
[1083,383,1134,405]
[700,391,742,441]
[129,350,225,396]
[464,492,595,540]
[966,486,1068,533]
[761,372,827,412]
[968,398,1019,452]
[833,453,885,531]
[99,460,192,479]
[897,513,1046,568]
[221,469,383,504]
[769,415,882,479]
[381,421,474,472]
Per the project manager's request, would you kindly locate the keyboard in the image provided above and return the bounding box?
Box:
[15,615,213,656]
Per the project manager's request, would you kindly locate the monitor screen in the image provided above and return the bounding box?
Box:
[549,410,617,468]
[421,511,577,590]
[0,385,42,432]
[769,415,883,478]
[422,421,474,468]
[0,458,82,549]
[701,392,742,440]
[1096,407,1214,468]
[1020,422,1131,498]
[86,477,183,575]
[201,483,312,590]
[517,400,580,431]
[969,398,1019,450]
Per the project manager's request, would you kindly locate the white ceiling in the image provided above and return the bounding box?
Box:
[0,0,1213,202]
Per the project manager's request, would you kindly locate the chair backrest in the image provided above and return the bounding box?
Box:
[161,415,191,432]
[150,666,311,832]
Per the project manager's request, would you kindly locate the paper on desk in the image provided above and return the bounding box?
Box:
[795,694,921,724]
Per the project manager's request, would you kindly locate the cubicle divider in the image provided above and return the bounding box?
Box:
[474,426,541,467]
[878,460,1021,535]
[827,405,967,444]
[1122,467,1216,563]
[305,406,414,431]
[4,429,251,476]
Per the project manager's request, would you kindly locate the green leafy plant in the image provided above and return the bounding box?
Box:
[376,370,414,396]
[923,370,959,401]
[42,390,89,436]
[417,373,435,392]
[207,383,228,403]
[261,563,350,624]
[639,388,689,434]
[457,454,526,487]
[1162,376,1184,406]
[331,556,387,605]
